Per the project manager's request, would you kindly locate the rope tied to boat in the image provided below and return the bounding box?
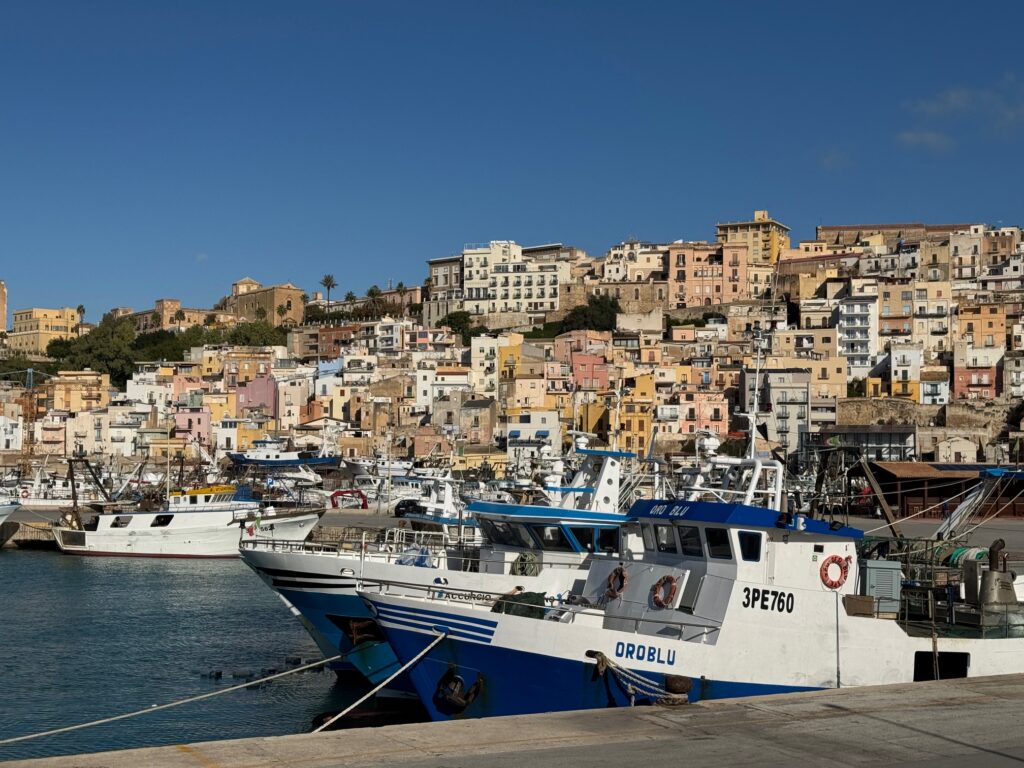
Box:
[0,653,347,747]
[312,629,448,733]
[588,651,690,706]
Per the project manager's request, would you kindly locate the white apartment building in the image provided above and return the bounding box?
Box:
[837,287,879,379]
[463,241,569,320]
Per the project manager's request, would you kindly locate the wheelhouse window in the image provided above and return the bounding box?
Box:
[678,526,703,557]
[738,531,762,562]
[189,495,198,505]
[111,516,131,529]
[641,524,656,551]
[479,519,535,549]
[705,527,732,559]
[151,514,174,528]
[596,527,618,553]
[530,524,573,552]
[569,526,595,551]
[654,525,678,553]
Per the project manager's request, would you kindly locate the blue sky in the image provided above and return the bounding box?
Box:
[2,1,1023,323]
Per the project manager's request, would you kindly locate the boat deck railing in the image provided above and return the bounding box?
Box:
[365,578,723,642]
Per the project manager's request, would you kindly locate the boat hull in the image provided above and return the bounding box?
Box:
[53,510,321,558]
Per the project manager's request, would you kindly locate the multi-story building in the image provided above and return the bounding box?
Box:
[716,209,791,267]
[910,281,952,361]
[888,342,923,402]
[877,279,915,348]
[1004,350,1024,400]
[666,241,748,308]
[952,341,1003,400]
[8,307,80,357]
[956,302,1008,348]
[836,282,879,379]
[470,333,522,397]
[980,252,1024,294]
[463,241,570,322]
[815,222,967,250]
[126,299,234,334]
[920,366,950,405]
[423,254,464,327]
[740,368,812,456]
[224,278,304,326]
[601,240,667,282]
[46,370,112,413]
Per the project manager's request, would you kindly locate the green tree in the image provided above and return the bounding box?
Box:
[64,315,137,388]
[46,337,75,362]
[255,306,267,322]
[344,290,357,302]
[276,304,288,324]
[204,313,217,326]
[173,308,186,331]
[227,321,287,347]
[438,311,488,345]
[365,285,384,318]
[320,274,337,311]
[75,304,86,332]
[150,311,161,329]
[560,294,621,333]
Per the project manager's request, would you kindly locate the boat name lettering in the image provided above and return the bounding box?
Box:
[741,587,794,613]
[446,591,496,602]
[613,641,676,666]
[648,504,689,518]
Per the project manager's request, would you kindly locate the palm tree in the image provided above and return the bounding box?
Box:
[173,308,186,332]
[276,304,288,325]
[300,292,310,305]
[366,285,384,319]
[74,304,86,334]
[320,274,337,312]
[396,282,408,317]
[344,290,356,303]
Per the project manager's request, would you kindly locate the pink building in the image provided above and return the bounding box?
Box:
[173,405,212,450]
[553,330,611,365]
[667,242,749,308]
[571,353,609,391]
[237,375,279,419]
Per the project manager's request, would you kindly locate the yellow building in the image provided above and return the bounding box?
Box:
[716,209,791,266]
[617,373,656,455]
[225,278,305,327]
[48,370,111,413]
[8,307,80,357]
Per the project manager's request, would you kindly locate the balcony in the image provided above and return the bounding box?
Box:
[915,308,947,318]
[931,326,949,335]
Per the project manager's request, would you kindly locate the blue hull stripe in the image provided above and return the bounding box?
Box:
[374,602,498,630]
[378,613,494,643]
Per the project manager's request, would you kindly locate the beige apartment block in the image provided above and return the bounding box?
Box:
[8,307,80,356]
[716,209,791,266]
[47,370,112,413]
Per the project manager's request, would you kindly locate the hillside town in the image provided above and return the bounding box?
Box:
[1,210,1022,491]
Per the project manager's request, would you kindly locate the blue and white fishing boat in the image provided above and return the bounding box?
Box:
[239,443,639,685]
[359,452,1024,720]
[227,436,342,468]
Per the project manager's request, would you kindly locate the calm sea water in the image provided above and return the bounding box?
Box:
[0,550,363,761]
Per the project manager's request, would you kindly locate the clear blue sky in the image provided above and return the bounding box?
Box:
[2,1,1023,323]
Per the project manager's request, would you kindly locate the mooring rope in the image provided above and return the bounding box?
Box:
[312,630,447,733]
[0,654,344,746]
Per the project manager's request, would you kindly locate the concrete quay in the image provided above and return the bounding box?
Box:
[8,674,1024,768]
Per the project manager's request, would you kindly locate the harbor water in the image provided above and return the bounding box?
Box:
[0,550,361,761]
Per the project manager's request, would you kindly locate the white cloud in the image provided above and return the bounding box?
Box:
[896,130,954,153]
[906,75,1024,133]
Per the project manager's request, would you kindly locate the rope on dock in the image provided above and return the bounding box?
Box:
[0,654,344,747]
[312,631,447,733]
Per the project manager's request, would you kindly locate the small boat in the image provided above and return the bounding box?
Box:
[51,485,323,558]
[227,436,341,468]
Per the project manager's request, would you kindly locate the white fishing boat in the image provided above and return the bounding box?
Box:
[239,447,637,683]
[0,501,18,528]
[52,485,322,558]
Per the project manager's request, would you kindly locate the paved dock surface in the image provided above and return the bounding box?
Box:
[8,674,1024,768]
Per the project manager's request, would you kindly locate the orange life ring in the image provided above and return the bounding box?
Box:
[651,575,677,609]
[20,488,28,499]
[606,566,628,600]
[820,554,851,589]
